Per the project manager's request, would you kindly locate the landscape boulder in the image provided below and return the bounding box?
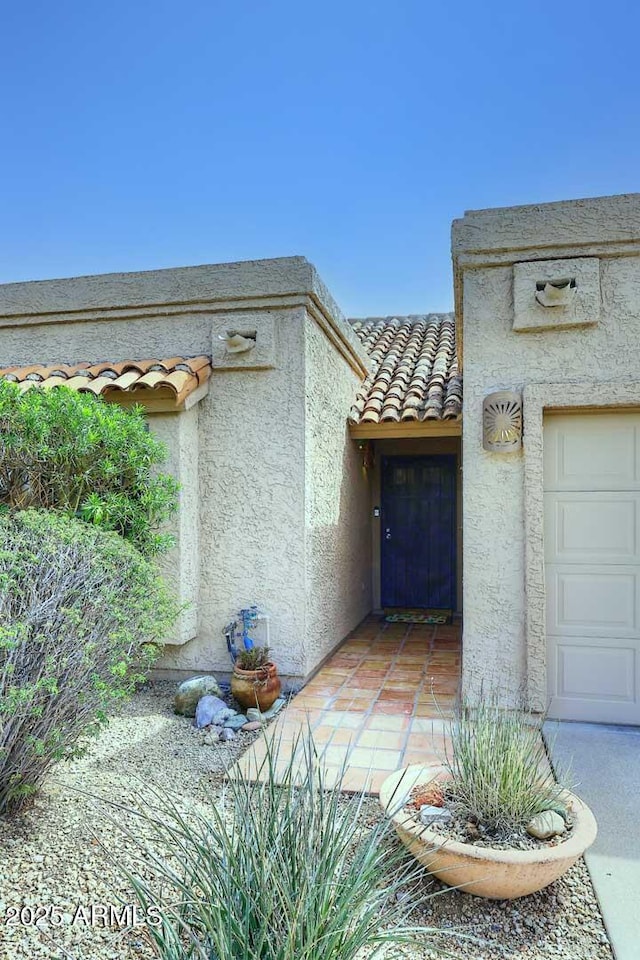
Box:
[174,676,223,717]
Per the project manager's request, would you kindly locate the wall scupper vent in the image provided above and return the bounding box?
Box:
[534,278,577,308]
[211,314,276,370]
[513,257,600,332]
[219,330,257,354]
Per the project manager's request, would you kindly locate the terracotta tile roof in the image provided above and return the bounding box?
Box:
[0,356,212,407]
[348,314,461,423]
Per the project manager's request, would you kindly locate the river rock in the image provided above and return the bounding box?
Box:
[219,727,236,742]
[526,810,566,840]
[223,713,248,731]
[195,695,234,729]
[245,698,285,723]
[262,697,286,719]
[174,676,222,717]
[241,720,262,732]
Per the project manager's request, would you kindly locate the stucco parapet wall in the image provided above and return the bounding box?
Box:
[452,193,640,265]
[452,193,640,366]
[0,257,371,380]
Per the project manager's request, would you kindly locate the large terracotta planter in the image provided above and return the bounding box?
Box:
[379,764,597,900]
[230,661,281,712]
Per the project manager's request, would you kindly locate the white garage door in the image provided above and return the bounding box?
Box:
[545,412,640,724]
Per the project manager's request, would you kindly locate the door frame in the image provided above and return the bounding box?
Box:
[380,453,457,610]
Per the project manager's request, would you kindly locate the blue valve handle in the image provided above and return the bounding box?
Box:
[225,605,260,663]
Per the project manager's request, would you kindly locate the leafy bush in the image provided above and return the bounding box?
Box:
[443,694,568,835]
[0,382,178,554]
[0,510,177,816]
[113,733,438,960]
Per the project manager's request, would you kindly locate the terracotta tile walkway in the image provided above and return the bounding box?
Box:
[234,614,461,796]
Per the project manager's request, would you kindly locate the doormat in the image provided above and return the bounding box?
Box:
[384,609,452,624]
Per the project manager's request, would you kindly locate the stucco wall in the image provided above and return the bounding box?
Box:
[0,258,371,683]
[303,317,372,673]
[152,406,200,646]
[453,194,640,706]
[186,307,308,679]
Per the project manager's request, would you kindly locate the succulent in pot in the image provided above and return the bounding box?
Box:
[230,645,281,712]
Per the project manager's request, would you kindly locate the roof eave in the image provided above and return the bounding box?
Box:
[349,419,462,439]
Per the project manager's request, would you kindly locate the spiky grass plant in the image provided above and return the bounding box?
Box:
[234,645,271,671]
[443,695,569,837]
[106,733,443,960]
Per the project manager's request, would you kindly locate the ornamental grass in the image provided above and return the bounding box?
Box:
[443,693,570,836]
[108,732,444,960]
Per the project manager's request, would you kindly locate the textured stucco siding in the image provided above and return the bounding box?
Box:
[452,193,640,258]
[457,207,640,706]
[191,307,308,678]
[0,258,372,684]
[0,257,334,326]
[152,407,200,647]
[461,267,528,701]
[0,313,212,367]
[303,318,372,673]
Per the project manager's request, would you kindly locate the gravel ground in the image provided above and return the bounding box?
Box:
[0,683,613,960]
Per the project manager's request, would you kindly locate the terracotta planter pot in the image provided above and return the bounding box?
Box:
[379,764,597,900]
[230,661,281,712]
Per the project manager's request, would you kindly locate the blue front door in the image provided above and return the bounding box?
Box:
[381,455,457,609]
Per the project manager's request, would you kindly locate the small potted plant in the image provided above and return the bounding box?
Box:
[379,694,597,899]
[230,645,281,712]
[224,605,281,712]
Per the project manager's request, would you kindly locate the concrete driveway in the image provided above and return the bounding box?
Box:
[544,721,640,960]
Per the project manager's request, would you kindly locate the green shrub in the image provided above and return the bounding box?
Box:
[0,382,178,554]
[112,733,439,960]
[0,510,177,816]
[443,693,568,836]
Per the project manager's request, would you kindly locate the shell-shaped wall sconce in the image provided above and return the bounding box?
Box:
[483,391,523,452]
[535,278,577,308]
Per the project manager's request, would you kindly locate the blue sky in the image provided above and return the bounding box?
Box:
[2,1,639,316]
